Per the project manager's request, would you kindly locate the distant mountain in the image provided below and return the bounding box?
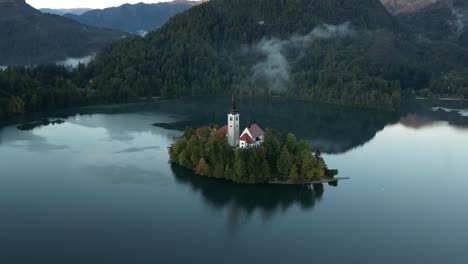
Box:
[0,0,126,65]
[64,1,199,35]
[39,8,66,15]
[380,0,439,14]
[40,8,93,16]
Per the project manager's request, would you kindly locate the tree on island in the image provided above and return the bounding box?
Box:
[170,126,338,184]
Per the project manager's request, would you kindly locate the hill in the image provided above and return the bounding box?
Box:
[0,0,126,65]
[64,1,197,35]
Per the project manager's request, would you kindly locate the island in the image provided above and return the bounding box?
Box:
[169,97,338,184]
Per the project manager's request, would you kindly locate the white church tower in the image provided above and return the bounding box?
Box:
[227,95,240,147]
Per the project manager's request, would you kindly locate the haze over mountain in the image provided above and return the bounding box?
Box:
[39,8,93,16]
[0,0,126,65]
[381,0,439,14]
[64,1,197,35]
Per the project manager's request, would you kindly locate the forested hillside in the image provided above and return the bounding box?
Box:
[1,0,468,117]
[86,0,464,109]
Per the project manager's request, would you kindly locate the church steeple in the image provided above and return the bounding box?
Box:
[227,95,240,147]
[231,94,238,114]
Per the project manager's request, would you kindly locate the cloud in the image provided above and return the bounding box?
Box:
[250,22,354,93]
[444,0,467,35]
[114,146,160,154]
[86,165,168,185]
[56,54,95,68]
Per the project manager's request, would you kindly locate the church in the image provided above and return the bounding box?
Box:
[218,97,264,149]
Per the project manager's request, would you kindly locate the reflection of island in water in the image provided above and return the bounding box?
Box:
[153,97,401,154]
[16,119,65,131]
[3,97,401,154]
[171,164,329,225]
[156,97,468,153]
[5,96,468,154]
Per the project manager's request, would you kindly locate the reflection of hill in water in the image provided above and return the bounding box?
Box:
[2,97,400,154]
[155,97,401,154]
[401,100,468,129]
[5,97,467,154]
[171,165,327,219]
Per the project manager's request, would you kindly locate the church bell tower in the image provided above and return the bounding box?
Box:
[227,96,240,147]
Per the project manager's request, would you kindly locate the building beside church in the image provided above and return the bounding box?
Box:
[239,123,264,148]
[218,97,264,149]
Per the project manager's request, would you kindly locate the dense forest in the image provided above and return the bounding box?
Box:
[170,126,337,184]
[0,64,132,118]
[1,0,468,118]
[418,68,468,98]
[84,0,468,109]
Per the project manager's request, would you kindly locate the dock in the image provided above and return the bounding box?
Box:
[269,177,350,185]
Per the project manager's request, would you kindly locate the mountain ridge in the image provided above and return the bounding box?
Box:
[40,8,93,16]
[64,1,195,34]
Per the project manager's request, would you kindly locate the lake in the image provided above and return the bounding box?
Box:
[1,97,467,264]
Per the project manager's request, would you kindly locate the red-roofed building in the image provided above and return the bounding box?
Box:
[217,125,228,135]
[239,123,264,148]
[240,133,255,144]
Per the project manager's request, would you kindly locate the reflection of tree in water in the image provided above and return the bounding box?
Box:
[155,97,400,154]
[2,97,400,153]
[9,96,468,153]
[171,164,328,228]
[401,100,468,129]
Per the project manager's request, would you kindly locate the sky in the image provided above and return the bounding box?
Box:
[27,0,174,9]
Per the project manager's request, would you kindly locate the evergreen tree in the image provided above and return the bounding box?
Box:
[195,158,211,176]
[288,165,299,182]
[261,159,271,182]
[300,150,316,180]
[234,150,247,183]
[277,146,292,180]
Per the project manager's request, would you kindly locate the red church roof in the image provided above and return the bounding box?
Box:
[246,124,264,138]
[217,125,228,135]
[240,133,255,144]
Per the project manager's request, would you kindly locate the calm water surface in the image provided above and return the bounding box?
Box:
[1,97,467,263]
